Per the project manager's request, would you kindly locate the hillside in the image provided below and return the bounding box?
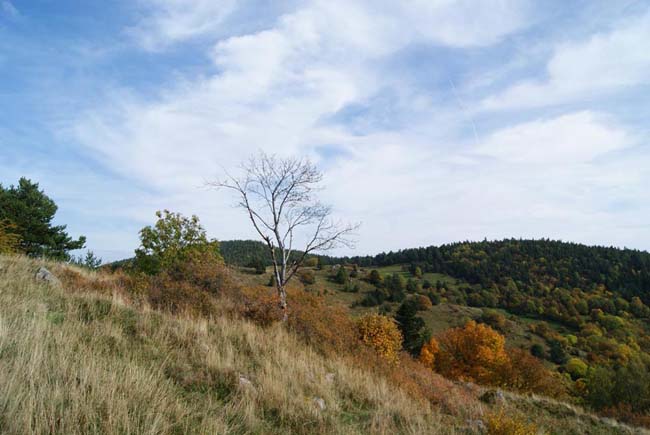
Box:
[231,239,650,427]
[0,254,646,434]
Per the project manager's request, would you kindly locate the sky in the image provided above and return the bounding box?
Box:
[1,0,649,262]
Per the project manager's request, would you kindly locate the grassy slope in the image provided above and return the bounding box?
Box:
[0,255,645,434]
[242,265,555,355]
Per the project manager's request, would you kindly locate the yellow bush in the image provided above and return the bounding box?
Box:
[357,314,403,364]
[485,409,539,435]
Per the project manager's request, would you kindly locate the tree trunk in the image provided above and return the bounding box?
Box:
[278,285,288,322]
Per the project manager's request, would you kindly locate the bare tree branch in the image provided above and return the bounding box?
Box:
[209,151,359,321]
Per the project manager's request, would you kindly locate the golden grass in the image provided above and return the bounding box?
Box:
[0,256,450,434]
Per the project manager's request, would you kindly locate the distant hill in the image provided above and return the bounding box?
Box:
[337,239,650,301]
[219,240,272,266]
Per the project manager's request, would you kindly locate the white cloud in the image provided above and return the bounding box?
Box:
[482,11,650,110]
[129,0,238,50]
[65,0,650,256]
[130,0,529,51]
[474,111,630,164]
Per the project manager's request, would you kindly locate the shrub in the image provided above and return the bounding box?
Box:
[530,343,546,359]
[501,349,567,397]
[298,269,315,285]
[333,266,349,285]
[435,321,509,385]
[485,409,539,435]
[419,338,439,368]
[134,210,222,275]
[0,220,21,254]
[565,358,588,380]
[357,314,403,364]
[415,294,433,311]
[288,289,358,356]
[70,251,103,270]
[247,256,267,274]
[356,288,388,307]
[549,339,569,364]
[367,269,383,286]
[479,309,509,333]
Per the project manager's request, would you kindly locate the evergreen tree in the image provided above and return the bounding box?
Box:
[406,278,419,293]
[368,269,383,286]
[0,178,85,260]
[334,266,349,284]
[387,273,406,302]
[394,299,426,355]
[247,256,267,274]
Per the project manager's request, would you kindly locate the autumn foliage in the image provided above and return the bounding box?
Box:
[419,336,439,368]
[485,409,539,435]
[357,314,403,364]
[420,321,564,396]
[434,320,509,384]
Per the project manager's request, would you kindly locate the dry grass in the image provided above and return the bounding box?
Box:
[0,256,451,434]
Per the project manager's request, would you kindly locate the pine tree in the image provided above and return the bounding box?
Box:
[0,178,85,260]
[394,299,426,355]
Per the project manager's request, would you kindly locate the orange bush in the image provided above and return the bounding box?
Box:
[419,337,439,368]
[435,320,509,385]
[287,288,358,355]
[416,294,433,311]
[357,314,403,364]
[500,348,567,397]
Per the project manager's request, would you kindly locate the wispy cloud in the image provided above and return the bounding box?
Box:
[3,0,650,258]
[128,0,238,50]
[481,11,650,110]
[1,1,19,19]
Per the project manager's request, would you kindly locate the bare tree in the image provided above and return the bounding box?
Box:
[211,152,358,321]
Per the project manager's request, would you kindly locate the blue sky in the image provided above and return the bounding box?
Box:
[1,0,649,261]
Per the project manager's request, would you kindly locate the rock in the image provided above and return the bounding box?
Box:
[238,375,254,390]
[325,372,335,383]
[479,389,506,405]
[313,397,326,411]
[35,267,59,285]
[465,419,485,433]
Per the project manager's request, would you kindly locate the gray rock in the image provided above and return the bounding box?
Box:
[238,375,253,389]
[465,419,485,433]
[313,397,326,411]
[35,267,60,285]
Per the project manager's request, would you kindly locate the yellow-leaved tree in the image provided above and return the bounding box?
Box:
[357,314,403,364]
